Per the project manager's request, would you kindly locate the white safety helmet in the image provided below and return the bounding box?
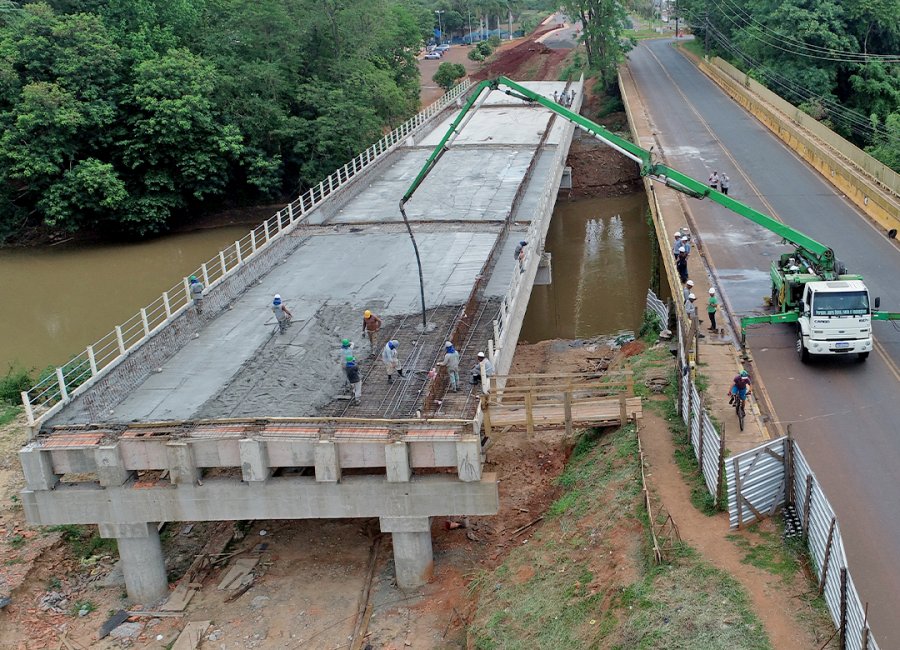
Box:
[688,293,696,300]
[686,280,694,287]
[678,247,686,253]
[274,294,281,300]
[477,352,485,358]
[709,287,716,295]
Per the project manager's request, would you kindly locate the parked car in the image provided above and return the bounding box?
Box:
[424,51,442,60]
[436,44,451,52]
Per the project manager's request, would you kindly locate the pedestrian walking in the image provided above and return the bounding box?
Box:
[720,173,730,195]
[470,351,495,392]
[344,355,362,405]
[271,294,292,333]
[676,249,689,283]
[189,275,204,313]
[362,309,382,355]
[682,279,694,305]
[707,287,719,331]
[382,339,404,383]
[708,171,720,191]
[437,341,461,392]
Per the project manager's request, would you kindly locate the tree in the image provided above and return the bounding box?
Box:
[433,62,466,90]
[561,0,631,87]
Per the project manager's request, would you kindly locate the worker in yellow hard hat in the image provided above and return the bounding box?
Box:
[362,309,383,355]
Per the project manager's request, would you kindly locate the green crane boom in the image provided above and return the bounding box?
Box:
[401,76,838,278]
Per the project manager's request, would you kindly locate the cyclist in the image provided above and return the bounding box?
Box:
[728,370,752,405]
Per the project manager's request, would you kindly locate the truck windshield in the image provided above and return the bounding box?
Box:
[812,291,869,316]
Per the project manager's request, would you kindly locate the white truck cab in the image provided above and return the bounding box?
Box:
[797,280,876,362]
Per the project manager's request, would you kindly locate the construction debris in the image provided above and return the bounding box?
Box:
[217,558,259,591]
[171,620,211,650]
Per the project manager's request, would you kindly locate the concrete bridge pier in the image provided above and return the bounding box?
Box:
[380,517,434,588]
[99,522,169,603]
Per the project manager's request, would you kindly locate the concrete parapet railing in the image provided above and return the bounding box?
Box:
[21,80,474,432]
[701,56,899,234]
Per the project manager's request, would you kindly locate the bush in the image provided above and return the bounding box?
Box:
[468,48,486,61]
[432,62,467,90]
[488,34,501,48]
[0,365,33,405]
[477,41,493,57]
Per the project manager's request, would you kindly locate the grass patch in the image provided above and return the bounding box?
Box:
[469,418,769,648]
[0,404,20,426]
[9,534,26,549]
[678,38,706,59]
[47,524,118,559]
[70,600,97,617]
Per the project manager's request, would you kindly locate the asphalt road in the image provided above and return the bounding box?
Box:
[627,39,900,645]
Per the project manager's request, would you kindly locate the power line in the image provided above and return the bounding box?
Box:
[708,0,900,63]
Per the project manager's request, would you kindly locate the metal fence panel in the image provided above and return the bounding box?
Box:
[700,414,721,496]
[726,437,786,528]
[690,385,701,459]
[645,288,669,328]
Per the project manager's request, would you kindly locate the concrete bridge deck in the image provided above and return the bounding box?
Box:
[20,79,586,603]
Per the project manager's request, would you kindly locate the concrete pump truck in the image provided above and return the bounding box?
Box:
[400,77,900,363]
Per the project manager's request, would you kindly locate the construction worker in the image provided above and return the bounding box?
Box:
[707,287,719,332]
[470,352,495,391]
[337,338,354,389]
[514,240,527,262]
[362,309,382,355]
[272,294,292,333]
[437,341,460,392]
[680,235,691,257]
[189,275,204,313]
[671,230,683,258]
[682,279,694,305]
[685,293,697,319]
[676,248,688,283]
[344,355,362,405]
[382,339,404,383]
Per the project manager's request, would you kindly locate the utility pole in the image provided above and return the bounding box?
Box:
[435,10,445,45]
[506,1,513,40]
[467,3,472,44]
[674,0,679,38]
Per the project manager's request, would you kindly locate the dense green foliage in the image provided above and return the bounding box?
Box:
[560,0,633,88]
[0,0,433,241]
[678,0,900,170]
[432,62,466,90]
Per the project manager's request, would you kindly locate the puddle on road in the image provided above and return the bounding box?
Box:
[520,193,652,342]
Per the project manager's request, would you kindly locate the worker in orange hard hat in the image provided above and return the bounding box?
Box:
[362,309,383,356]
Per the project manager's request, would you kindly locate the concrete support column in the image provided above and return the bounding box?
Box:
[95,445,134,487]
[456,438,482,482]
[379,517,433,588]
[165,442,200,485]
[314,441,341,482]
[385,441,411,482]
[19,447,59,491]
[99,522,168,604]
[239,439,270,483]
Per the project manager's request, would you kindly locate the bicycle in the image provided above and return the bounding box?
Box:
[733,392,749,431]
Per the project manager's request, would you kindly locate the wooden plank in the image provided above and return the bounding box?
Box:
[619,393,628,425]
[525,392,534,438]
[563,389,573,437]
[172,621,211,650]
[160,583,196,612]
[216,558,258,591]
[802,474,814,537]
[818,517,837,596]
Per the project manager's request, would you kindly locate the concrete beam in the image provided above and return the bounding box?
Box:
[95,445,135,487]
[385,441,411,482]
[381,516,434,589]
[239,439,270,483]
[19,447,59,491]
[98,522,168,604]
[456,439,482,482]
[21,474,499,525]
[165,442,200,485]
[314,441,341,482]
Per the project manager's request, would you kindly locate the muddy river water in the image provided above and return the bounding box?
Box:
[1,192,649,373]
[521,193,652,341]
[0,227,248,371]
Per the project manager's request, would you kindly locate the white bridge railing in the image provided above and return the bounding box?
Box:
[22,80,474,429]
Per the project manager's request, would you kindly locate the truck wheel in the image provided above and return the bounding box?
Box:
[796,332,809,363]
[858,352,869,361]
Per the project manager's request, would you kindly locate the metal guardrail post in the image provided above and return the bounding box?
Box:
[219,250,227,274]
[140,308,150,338]
[55,367,69,402]
[183,276,191,304]
[263,220,270,241]
[163,291,171,318]
[87,345,98,376]
[21,391,35,426]
[250,229,257,254]
[201,263,209,287]
[235,240,243,265]
[115,325,126,355]
[288,203,294,223]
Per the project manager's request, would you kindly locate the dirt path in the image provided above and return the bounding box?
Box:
[639,402,829,649]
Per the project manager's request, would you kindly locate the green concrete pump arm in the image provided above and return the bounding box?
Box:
[401,76,835,274]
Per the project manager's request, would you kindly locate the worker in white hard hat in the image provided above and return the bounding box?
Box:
[437,341,461,392]
[682,279,694,305]
[470,351,495,393]
[271,294,292,333]
[707,287,718,332]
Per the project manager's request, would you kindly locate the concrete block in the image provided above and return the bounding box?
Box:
[99,521,161,539]
[379,516,431,533]
[456,439,482,482]
[314,441,341,482]
[239,439,270,483]
[385,441,411,482]
[95,446,135,487]
[19,447,59,491]
[165,442,200,485]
